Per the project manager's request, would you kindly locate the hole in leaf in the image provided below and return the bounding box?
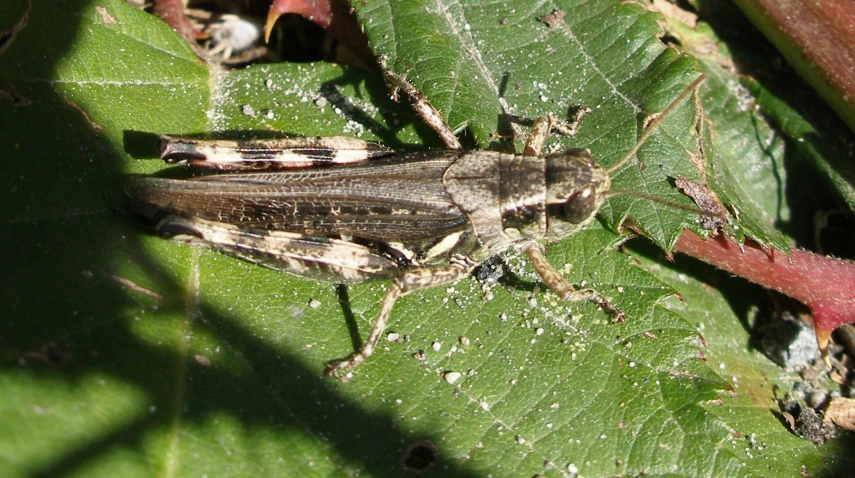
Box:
[401,440,438,472]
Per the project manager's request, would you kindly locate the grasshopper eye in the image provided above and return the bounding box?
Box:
[561,185,597,224]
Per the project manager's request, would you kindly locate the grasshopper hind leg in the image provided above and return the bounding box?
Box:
[326,265,469,379]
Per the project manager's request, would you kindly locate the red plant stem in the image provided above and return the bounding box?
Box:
[152,0,197,46]
[673,230,855,355]
[732,0,855,132]
[266,0,376,70]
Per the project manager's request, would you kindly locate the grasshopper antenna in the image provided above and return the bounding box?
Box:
[604,188,726,218]
[605,74,705,175]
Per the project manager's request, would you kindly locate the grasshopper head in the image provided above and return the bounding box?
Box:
[544,148,610,241]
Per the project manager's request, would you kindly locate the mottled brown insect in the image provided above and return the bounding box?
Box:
[128,67,705,379]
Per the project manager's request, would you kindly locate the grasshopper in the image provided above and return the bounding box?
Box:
[127,68,705,378]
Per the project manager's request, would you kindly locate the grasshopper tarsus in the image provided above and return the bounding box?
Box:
[324,359,356,380]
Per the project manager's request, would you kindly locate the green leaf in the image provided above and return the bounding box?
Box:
[2,0,851,477]
[629,240,848,476]
[662,17,790,250]
[663,3,855,252]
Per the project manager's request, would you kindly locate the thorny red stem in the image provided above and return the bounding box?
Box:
[674,230,855,359]
[266,0,375,69]
[152,0,197,45]
[732,0,855,133]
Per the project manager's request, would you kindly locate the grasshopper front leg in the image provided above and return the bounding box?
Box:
[326,265,470,379]
[521,113,622,321]
[522,244,624,321]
